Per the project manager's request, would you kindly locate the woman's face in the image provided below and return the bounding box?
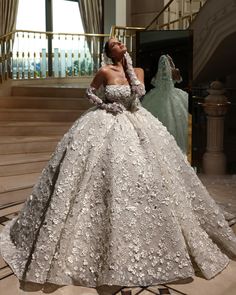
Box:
[108,38,127,60]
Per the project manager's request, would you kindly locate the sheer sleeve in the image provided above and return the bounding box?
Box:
[124,53,146,99]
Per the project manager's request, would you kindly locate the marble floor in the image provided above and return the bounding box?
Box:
[0,174,236,295]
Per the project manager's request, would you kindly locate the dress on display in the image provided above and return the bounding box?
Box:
[142,55,188,154]
[0,81,236,288]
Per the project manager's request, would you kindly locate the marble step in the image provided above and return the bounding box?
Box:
[0,203,23,217]
[0,152,50,176]
[0,256,7,270]
[11,85,87,98]
[0,266,12,280]
[0,122,72,136]
[0,96,92,110]
[0,172,40,208]
[0,136,60,154]
[0,108,84,122]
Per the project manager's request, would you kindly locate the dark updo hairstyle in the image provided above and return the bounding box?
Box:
[104,41,111,58]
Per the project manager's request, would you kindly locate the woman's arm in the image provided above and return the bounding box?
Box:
[132,67,145,98]
[124,53,146,98]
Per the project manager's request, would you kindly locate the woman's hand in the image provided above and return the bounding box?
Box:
[104,102,125,114]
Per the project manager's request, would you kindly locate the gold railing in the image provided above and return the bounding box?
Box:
[110,1,206,61]
[0,30,110,83]
[146,0,206,30]
[110,25,145,64]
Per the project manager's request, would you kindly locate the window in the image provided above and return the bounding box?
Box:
[53,0,84,33]
[16,0,84,33]
[16,0,46,31]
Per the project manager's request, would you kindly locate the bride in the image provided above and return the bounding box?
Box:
[0,37,236,288]
[142,54,189,154]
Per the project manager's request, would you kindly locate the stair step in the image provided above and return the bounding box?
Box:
[0,96,92,110]
[0,172,40,193]
[0,266,13,279]
[0,173,40,208]
[0,187,33,208]
[0,255,7,270]
[0,202,23,217]
[0,152,51,176]
[12,85,87,98]
[0,136,60,154]
[0,121,72,136]
[0,108,84,122]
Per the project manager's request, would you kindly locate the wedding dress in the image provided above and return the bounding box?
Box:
[1,84,236,288]
[142,55,188,154]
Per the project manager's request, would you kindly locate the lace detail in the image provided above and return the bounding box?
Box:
[124,52,146,99]
[151,55,173,89]
[0,88,236,287]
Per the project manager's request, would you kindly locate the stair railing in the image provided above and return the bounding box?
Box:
[145,0,206,31]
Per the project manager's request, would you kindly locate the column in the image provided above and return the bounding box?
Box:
[202,81,230,174]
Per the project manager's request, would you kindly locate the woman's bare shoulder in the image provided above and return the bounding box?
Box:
[90,66,111,88]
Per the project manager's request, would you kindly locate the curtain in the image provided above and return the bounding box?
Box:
[78,0,104,69]
[0,0,19,80]
[0,0,19,35]
[78,0,103,34]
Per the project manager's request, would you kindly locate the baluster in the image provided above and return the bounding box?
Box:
[26,33,30,79]
[77,36,81,76]
[0,40,2,83]
[3,36,7,80]
[67,49,72,77]
[33,52,37,78]
[73,35,79,77]
[8,34,13,79]
[189,0,193,24]
[54,48,59,78]
[167,6,171,29]
[71,34,75,77]
[60,49,66,78]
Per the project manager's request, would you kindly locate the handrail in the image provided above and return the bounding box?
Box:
[145,0,176,30]
[0,30,112,83]
[0,29,110,40]
[159,12,198,30]
[110,25,145,37]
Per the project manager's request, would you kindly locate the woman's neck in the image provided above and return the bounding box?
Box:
[112,60,123,67]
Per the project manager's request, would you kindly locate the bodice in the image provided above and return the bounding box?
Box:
[104,85,133,108]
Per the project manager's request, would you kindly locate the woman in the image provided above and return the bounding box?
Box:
[142,54,188,154]
[0,38,236,288]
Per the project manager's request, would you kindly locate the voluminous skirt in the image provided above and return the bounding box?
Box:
[0,106,236,287]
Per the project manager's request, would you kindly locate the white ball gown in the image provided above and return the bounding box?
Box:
[0,84,236,288]
[142,55,188,154]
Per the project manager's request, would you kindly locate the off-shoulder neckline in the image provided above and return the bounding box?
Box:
[105,84,130,87]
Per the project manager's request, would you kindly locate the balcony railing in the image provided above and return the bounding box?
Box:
[0,30,110,83]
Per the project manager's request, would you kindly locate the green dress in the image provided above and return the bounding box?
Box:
[142,55,188,154]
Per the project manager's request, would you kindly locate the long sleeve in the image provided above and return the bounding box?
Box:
[124,53,146,99]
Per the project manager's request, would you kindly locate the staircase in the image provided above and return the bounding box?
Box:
[190,0,236,82]
[0,83,92,218]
